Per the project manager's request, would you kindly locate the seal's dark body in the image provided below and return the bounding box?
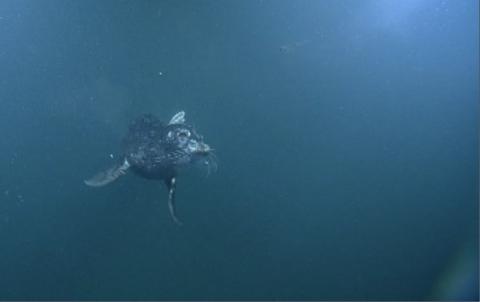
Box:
[122,114,175,180]
[85,111,212,225]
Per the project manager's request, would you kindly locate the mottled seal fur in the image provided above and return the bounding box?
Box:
[84,111,216,225]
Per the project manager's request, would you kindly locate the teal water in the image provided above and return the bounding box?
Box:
[0,0,478,300]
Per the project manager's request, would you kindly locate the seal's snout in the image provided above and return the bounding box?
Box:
[197,142,211,154]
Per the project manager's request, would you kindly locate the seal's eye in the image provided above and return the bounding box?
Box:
[177,129,190,138]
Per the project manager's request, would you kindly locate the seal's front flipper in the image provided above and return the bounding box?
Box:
[168,111,185,125]
[84,159,130,187]
[165,177,183,226]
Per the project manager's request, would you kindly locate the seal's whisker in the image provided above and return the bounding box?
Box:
[206,160,211,177]
[207,152,218,175]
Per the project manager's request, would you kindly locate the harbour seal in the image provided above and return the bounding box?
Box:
[84,111,216,225]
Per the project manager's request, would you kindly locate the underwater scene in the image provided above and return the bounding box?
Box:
[0,0,478,300]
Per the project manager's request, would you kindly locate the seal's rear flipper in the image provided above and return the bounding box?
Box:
[165,177,183,226]
[84,159,130,187]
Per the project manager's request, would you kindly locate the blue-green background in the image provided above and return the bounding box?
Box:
[0,0,478,300]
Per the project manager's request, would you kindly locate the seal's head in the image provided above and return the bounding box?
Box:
[164,123,212,165]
